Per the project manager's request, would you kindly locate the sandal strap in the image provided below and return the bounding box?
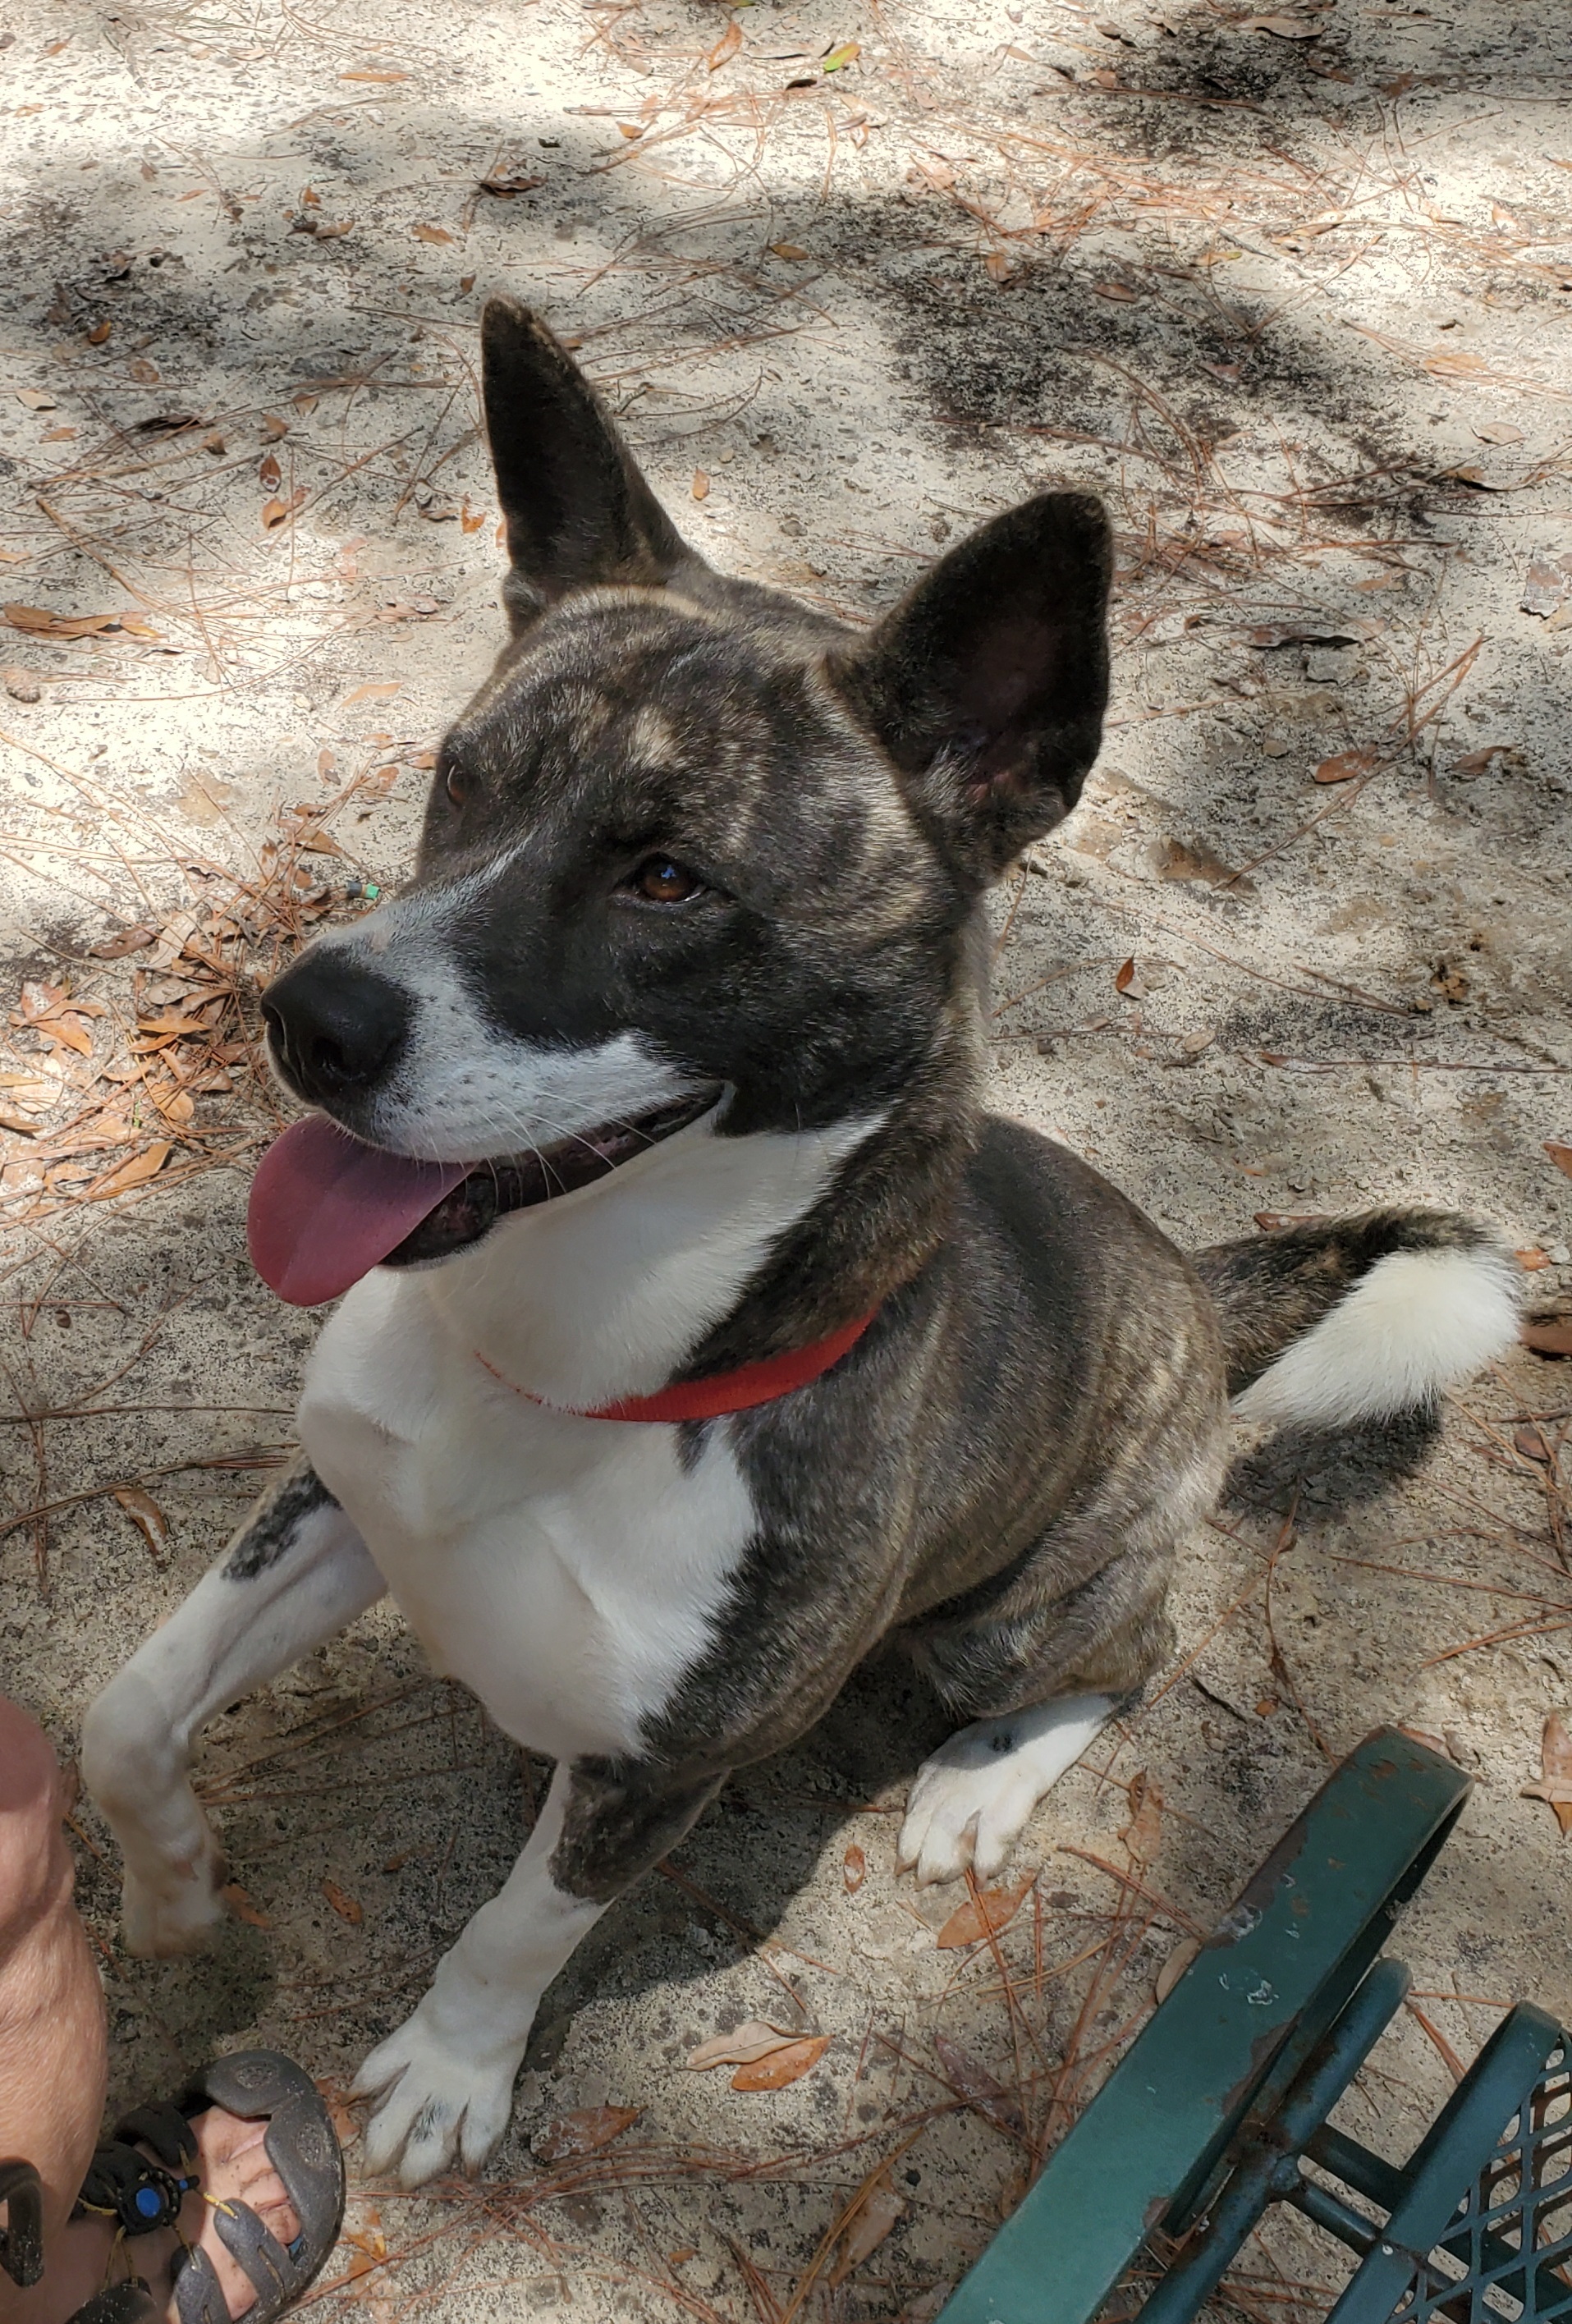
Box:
[172,2244,234,2324]
[69,2280,162,2324]
[185,2053,344,2265]
[112,2102,197,2176]
[0,2157,44,2287]
[77,2140,198,2238]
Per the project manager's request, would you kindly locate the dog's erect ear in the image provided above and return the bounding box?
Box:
[828,492,1111,885]
[481,296,697,630]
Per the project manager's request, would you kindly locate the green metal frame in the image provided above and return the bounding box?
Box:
[935,1727,1572,2324]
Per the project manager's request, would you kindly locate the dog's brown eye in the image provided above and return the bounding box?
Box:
[444,765,467,807]
[630,856,703,904]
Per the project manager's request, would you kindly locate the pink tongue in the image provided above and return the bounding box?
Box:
[248,1116,471,1306]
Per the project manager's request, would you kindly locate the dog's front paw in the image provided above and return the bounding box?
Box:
[352,2004,525,2187]
[897,1696,1115,1885]
[120,1847,227,1956]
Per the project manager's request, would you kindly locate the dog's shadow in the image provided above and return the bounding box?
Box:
[525,1652,952,2070]
[1223,1403,1444,1521]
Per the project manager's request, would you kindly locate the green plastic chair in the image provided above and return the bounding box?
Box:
[938,1729,1572,2324]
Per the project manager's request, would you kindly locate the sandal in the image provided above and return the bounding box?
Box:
[1,2157,44,2287]
[69,2050,344,2324]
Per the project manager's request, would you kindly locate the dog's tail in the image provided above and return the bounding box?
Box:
[1193,1209,1521,1428]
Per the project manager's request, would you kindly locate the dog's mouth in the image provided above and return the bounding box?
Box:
[246,1090,722,1308]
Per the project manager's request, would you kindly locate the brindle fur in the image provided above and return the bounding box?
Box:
[254,300,1492,1914]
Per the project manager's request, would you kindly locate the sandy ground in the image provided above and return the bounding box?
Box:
[2,0,1572,2313]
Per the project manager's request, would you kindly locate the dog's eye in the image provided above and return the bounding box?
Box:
[443,764,468,807]
[628,856,704,905]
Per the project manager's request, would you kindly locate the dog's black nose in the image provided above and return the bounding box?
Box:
[262,951,411,1105]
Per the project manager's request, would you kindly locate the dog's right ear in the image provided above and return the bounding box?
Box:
[481,296,697,630]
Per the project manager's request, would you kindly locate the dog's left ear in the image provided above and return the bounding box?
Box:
[827,491,1111,885]
[481,296,700,630]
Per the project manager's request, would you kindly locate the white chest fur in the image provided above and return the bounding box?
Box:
[300,1290,756,1760]
[296,1109,879,1763]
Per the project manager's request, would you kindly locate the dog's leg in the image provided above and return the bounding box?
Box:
[896,1694,1116,1885]
[80,1460,383,1955]
[353,1755,722,2186]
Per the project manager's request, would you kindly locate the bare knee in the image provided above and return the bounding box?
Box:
[0,1698,71,1955]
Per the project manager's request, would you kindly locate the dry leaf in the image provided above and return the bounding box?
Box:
[413,222,454,243]
[260,412,290,441]
[1178,1027,1215,1057]
[535,2105,639,2160]
[932,2033,1024,2137]
[1093,280,1138,300]
[112,1487,168,1562]
[687,2020,800,2071]
[128,358,160,385]
[843,1843,866,1892]
[1121,1769,1163,1864]
[259,452,282,489]
[731,2034,831,2091]
[317,2080,363,2148]
[1523,1713,1572,1836]
[222,1882,272,1928]
[1473,420,1524,445]
[692,470,711,501]
[16,388,57,410]
[30,1011,94,1056]
[322,1878,364,1924]
[340,66,409,80]
[345,681,401,704]
[261,497,290,529]
[1547,1142,1572,1180]
[616,121,645,138]
[1155,1933,1202,2003]
[708,16,742,68]
[85,1143,172,1201]
[828,2171,904,2285]
[1244,11,1322,31]
[1524,1315,1572,1359]
[1515,1424,1551,1464]
[936,1880,1031,1949]
[1455,745,1515,776]
[1156,836,1249,890]
[1313,747,1377,786]
[478,170,545,196]
[1114,956,1143,997]
[769,241,812,260]
[1519,1249,1551,1271]
[5,603,121,639]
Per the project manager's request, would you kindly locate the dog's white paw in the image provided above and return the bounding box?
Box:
[897,1694,1116,1885]
[119,1849,227,1956]
[353,2004,525,2187]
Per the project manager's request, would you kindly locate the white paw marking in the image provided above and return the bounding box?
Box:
[352,2002,527,2187]
[120,1843,227,1957]
[897,1694,1116,1885]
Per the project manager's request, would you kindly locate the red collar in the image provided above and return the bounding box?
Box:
[476,1309,878,1423]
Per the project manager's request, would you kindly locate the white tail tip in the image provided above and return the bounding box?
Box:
[1233,1240,1522,1430]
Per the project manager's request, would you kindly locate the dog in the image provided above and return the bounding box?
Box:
[82,296,1522,2189]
